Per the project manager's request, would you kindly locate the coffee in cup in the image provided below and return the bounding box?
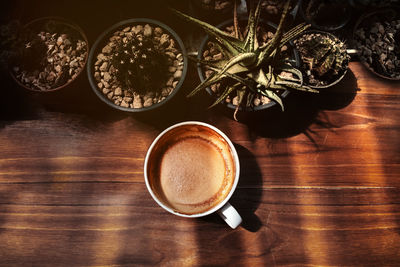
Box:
[144,121,242,228]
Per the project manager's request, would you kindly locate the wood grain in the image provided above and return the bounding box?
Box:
[1,1,400,265]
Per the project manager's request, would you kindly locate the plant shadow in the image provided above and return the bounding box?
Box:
[0,74,40,128]
[241,69,358,140]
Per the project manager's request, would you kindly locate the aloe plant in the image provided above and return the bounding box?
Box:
[172,0,317,120]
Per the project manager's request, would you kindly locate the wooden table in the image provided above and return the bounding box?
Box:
[1,1,400,266]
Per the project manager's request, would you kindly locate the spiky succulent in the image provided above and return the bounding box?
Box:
[173,0,316,119]
[294,32,349,80]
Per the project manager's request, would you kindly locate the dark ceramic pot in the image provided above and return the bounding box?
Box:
[295,30,349,89]
[352,7,400,81]
[299,0,352,32]
[87,18,188,112]
[196,19,300,117]
[10,17,89,92]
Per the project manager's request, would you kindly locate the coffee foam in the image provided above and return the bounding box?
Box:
[148,125,235,215]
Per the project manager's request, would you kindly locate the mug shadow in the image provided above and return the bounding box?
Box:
[198,143,263,232]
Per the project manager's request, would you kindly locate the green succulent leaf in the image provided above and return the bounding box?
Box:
[187,71,224,98]
[170,8,245,56]
[234,88,246,121]
[209,82,240,108]
[279,22,311,48]
[257,88,284,111]
[275,80,318,93]
[211,52,257,82]
[256,0,291,66]
[243,0,262,52]
[280,63,304,81]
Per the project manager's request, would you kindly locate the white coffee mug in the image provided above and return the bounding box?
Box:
[144,121,242,229]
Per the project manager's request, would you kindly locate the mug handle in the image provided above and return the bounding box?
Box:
[218,202,242,229]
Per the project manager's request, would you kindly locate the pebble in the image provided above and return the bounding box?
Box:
[161,87,171,97]
[123,97,133,103]
[133,96,143,108]
[114,87,122,96]
[103,72,112,82]
[102,45,112,54]
[154,27,163,37]
[144,24,152,37]
[120,101,129,107]
[99,62,108,72]
[143,98,153,107]
[160,34,170,47]
[94,72,101,81]
[174,70,182,79]
[133,25,143,35]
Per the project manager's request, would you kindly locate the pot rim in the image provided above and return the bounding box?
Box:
[10,16,89,93]
[298,0,352,32]
[196,18,300,112]
[297,29,349,89]
[352,7,400,81]
[87,18,188,113]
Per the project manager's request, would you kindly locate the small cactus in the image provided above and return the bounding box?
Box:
[294,32,349,86]
[111,35,169,94]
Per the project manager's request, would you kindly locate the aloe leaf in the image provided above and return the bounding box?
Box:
[278,74,302,83]
[233,0,244,40]
[279,23,311,48]
[171,8,245,55]
[279,63,304,83]
[187,71,225,97]
[275,80,319,93]
[258,89,284,111]
[206,65,252,87]
[248,68,274,88]
[202,59,248,75]
[209,82,240,108]
[256,0,291,66]
[234,88,246,121]
[246,91,254,107]
[243,0,262,52]
[211,52,256,83]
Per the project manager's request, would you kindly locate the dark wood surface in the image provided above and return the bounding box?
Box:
[1,1,400,266]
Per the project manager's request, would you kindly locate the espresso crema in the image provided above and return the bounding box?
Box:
[147,124,236,215]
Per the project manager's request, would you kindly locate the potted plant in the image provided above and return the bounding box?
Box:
[87,18,188,112]
[353,8,400,80]
[299,0,352,31]
[294,30,350,88]
[258,0,299,23]
[9,17,88,92]
[173,0,317,121]
[349,0,399,8]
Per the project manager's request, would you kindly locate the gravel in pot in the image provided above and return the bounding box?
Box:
[10,17,88,92]
[88,19,188,112]
[353,8,400,80]
[197,19,299,111]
